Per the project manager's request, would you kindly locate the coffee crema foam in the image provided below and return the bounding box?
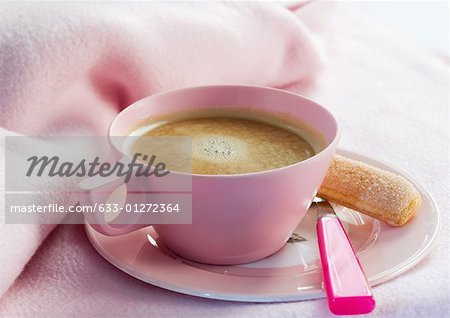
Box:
[130,109,326,175]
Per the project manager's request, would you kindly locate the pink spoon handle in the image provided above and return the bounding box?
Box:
[317,215,375,315]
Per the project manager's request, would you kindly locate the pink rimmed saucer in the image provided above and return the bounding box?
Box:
[85,149,440,302]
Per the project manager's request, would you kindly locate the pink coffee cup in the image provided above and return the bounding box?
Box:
[80,85,339,265]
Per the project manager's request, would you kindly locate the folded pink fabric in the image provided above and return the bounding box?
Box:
[0,1,322,135]
[0,0,325,305]
[1,1,449,317]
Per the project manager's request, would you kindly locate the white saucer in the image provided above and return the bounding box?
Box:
[85,149,440,302]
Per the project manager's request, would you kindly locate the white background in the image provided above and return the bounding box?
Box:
[364,1,449,54]
[280,1,449,54]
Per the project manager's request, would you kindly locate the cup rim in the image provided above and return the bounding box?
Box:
[108,84,340,178]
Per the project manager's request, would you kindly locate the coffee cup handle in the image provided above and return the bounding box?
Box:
[78,174,149,236]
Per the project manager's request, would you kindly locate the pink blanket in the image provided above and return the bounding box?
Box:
[1,1,449,317]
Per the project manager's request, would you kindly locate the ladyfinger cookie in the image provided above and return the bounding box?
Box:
[318,155,421,226]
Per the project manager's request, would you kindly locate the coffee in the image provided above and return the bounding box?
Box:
[130,108,325,175]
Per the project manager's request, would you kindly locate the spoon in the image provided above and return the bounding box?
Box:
[314,197,376,315]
